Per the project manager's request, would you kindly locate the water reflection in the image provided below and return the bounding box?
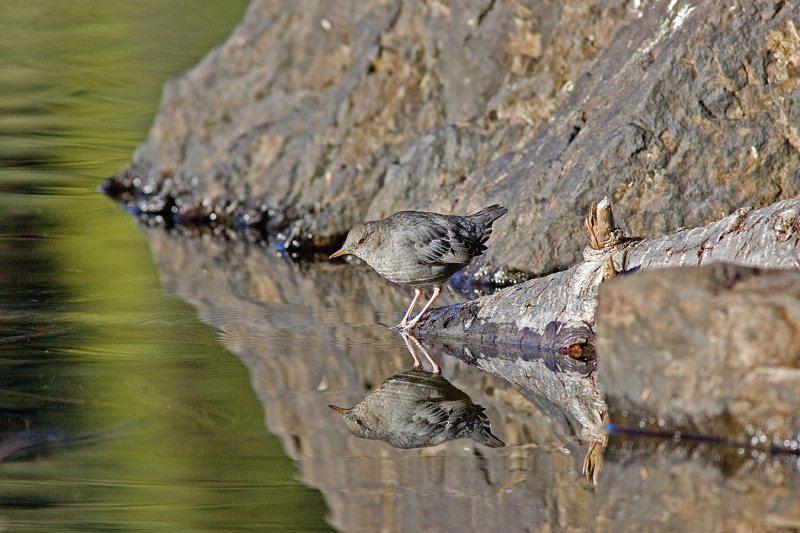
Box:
[142,224,800,530]
[410,333,609,484]
[416,335,607,446]
[144,228,603,530]
[0,425,132,463]
[329,360,505,449]
[401,333,441,373]
[0,1,333,530]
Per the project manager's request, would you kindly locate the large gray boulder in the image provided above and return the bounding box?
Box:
[106,0,800,279]
[101,2,800,525]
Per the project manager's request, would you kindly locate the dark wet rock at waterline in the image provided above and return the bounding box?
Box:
[105,0,800,279]
[597,263,800,438]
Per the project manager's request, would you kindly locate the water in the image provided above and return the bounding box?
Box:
[2,2,799,532]
[0,2,330,530]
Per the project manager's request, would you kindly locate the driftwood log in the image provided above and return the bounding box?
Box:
[416,194,800,441]
[414,195,800,346]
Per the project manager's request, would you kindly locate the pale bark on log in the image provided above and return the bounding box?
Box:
[414,195,800,346]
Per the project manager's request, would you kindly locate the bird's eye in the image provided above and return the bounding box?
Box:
[355,419,364,426]
[356,237,366,245]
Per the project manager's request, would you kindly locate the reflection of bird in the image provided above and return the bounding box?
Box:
[329,368,505,449]
[329,205,508,329]
[402,331,441,373]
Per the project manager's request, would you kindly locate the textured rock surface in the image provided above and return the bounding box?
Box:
[106,0,800,278]
[597,263,800,437]
[103,0,800,523]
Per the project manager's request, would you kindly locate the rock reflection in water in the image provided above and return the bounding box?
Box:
[0,428,82,462]
[328,363,505,449]
[144,229,600,530]
[0,424,133,463]
[415,335,607,484]
[143,228,800,531]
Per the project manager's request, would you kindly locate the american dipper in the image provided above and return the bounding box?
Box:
[328,367,505,449]
[329,204,508,329]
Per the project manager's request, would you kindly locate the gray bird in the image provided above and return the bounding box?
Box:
[328,367,505,449]
[329,204,508,329]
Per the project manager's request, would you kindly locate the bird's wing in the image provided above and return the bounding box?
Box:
[408,399,482,435]
[400,216,486,265]
[406,402,452,436]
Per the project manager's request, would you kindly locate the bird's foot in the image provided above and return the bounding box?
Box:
[403,316,423,330]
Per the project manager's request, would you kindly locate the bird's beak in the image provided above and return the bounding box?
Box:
[329,248,349,259]
[328,404,348,415]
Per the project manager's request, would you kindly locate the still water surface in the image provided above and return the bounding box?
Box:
[0,2,331,530]
[3,2,799,532]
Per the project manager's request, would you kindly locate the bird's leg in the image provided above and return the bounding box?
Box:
[394,288,422,329]
[400,332,423,368]
[404,286,441,329]
[406,334,440,373]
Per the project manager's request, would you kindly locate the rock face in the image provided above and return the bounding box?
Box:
[105,0,800,446]
[106,0,800,279]
[103,1,800,524]
[597,263,800,437]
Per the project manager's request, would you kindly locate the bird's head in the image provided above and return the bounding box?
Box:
[328,404,376,440]
[328,222,381,261]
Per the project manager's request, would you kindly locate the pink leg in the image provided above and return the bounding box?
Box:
[409,334,440,373]
[401,332,423,368]
[404,286,441,329]
[394,288,422,329]
[401,333,441,373]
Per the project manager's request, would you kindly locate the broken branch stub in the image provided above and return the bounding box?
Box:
[585,196,621,280]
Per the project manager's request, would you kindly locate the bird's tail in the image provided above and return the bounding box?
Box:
[472,409,506,448]
[469,204,508,228]
[473,427,506,448]
[468,204,508,246]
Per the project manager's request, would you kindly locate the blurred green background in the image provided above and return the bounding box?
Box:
[0,1,331,529]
